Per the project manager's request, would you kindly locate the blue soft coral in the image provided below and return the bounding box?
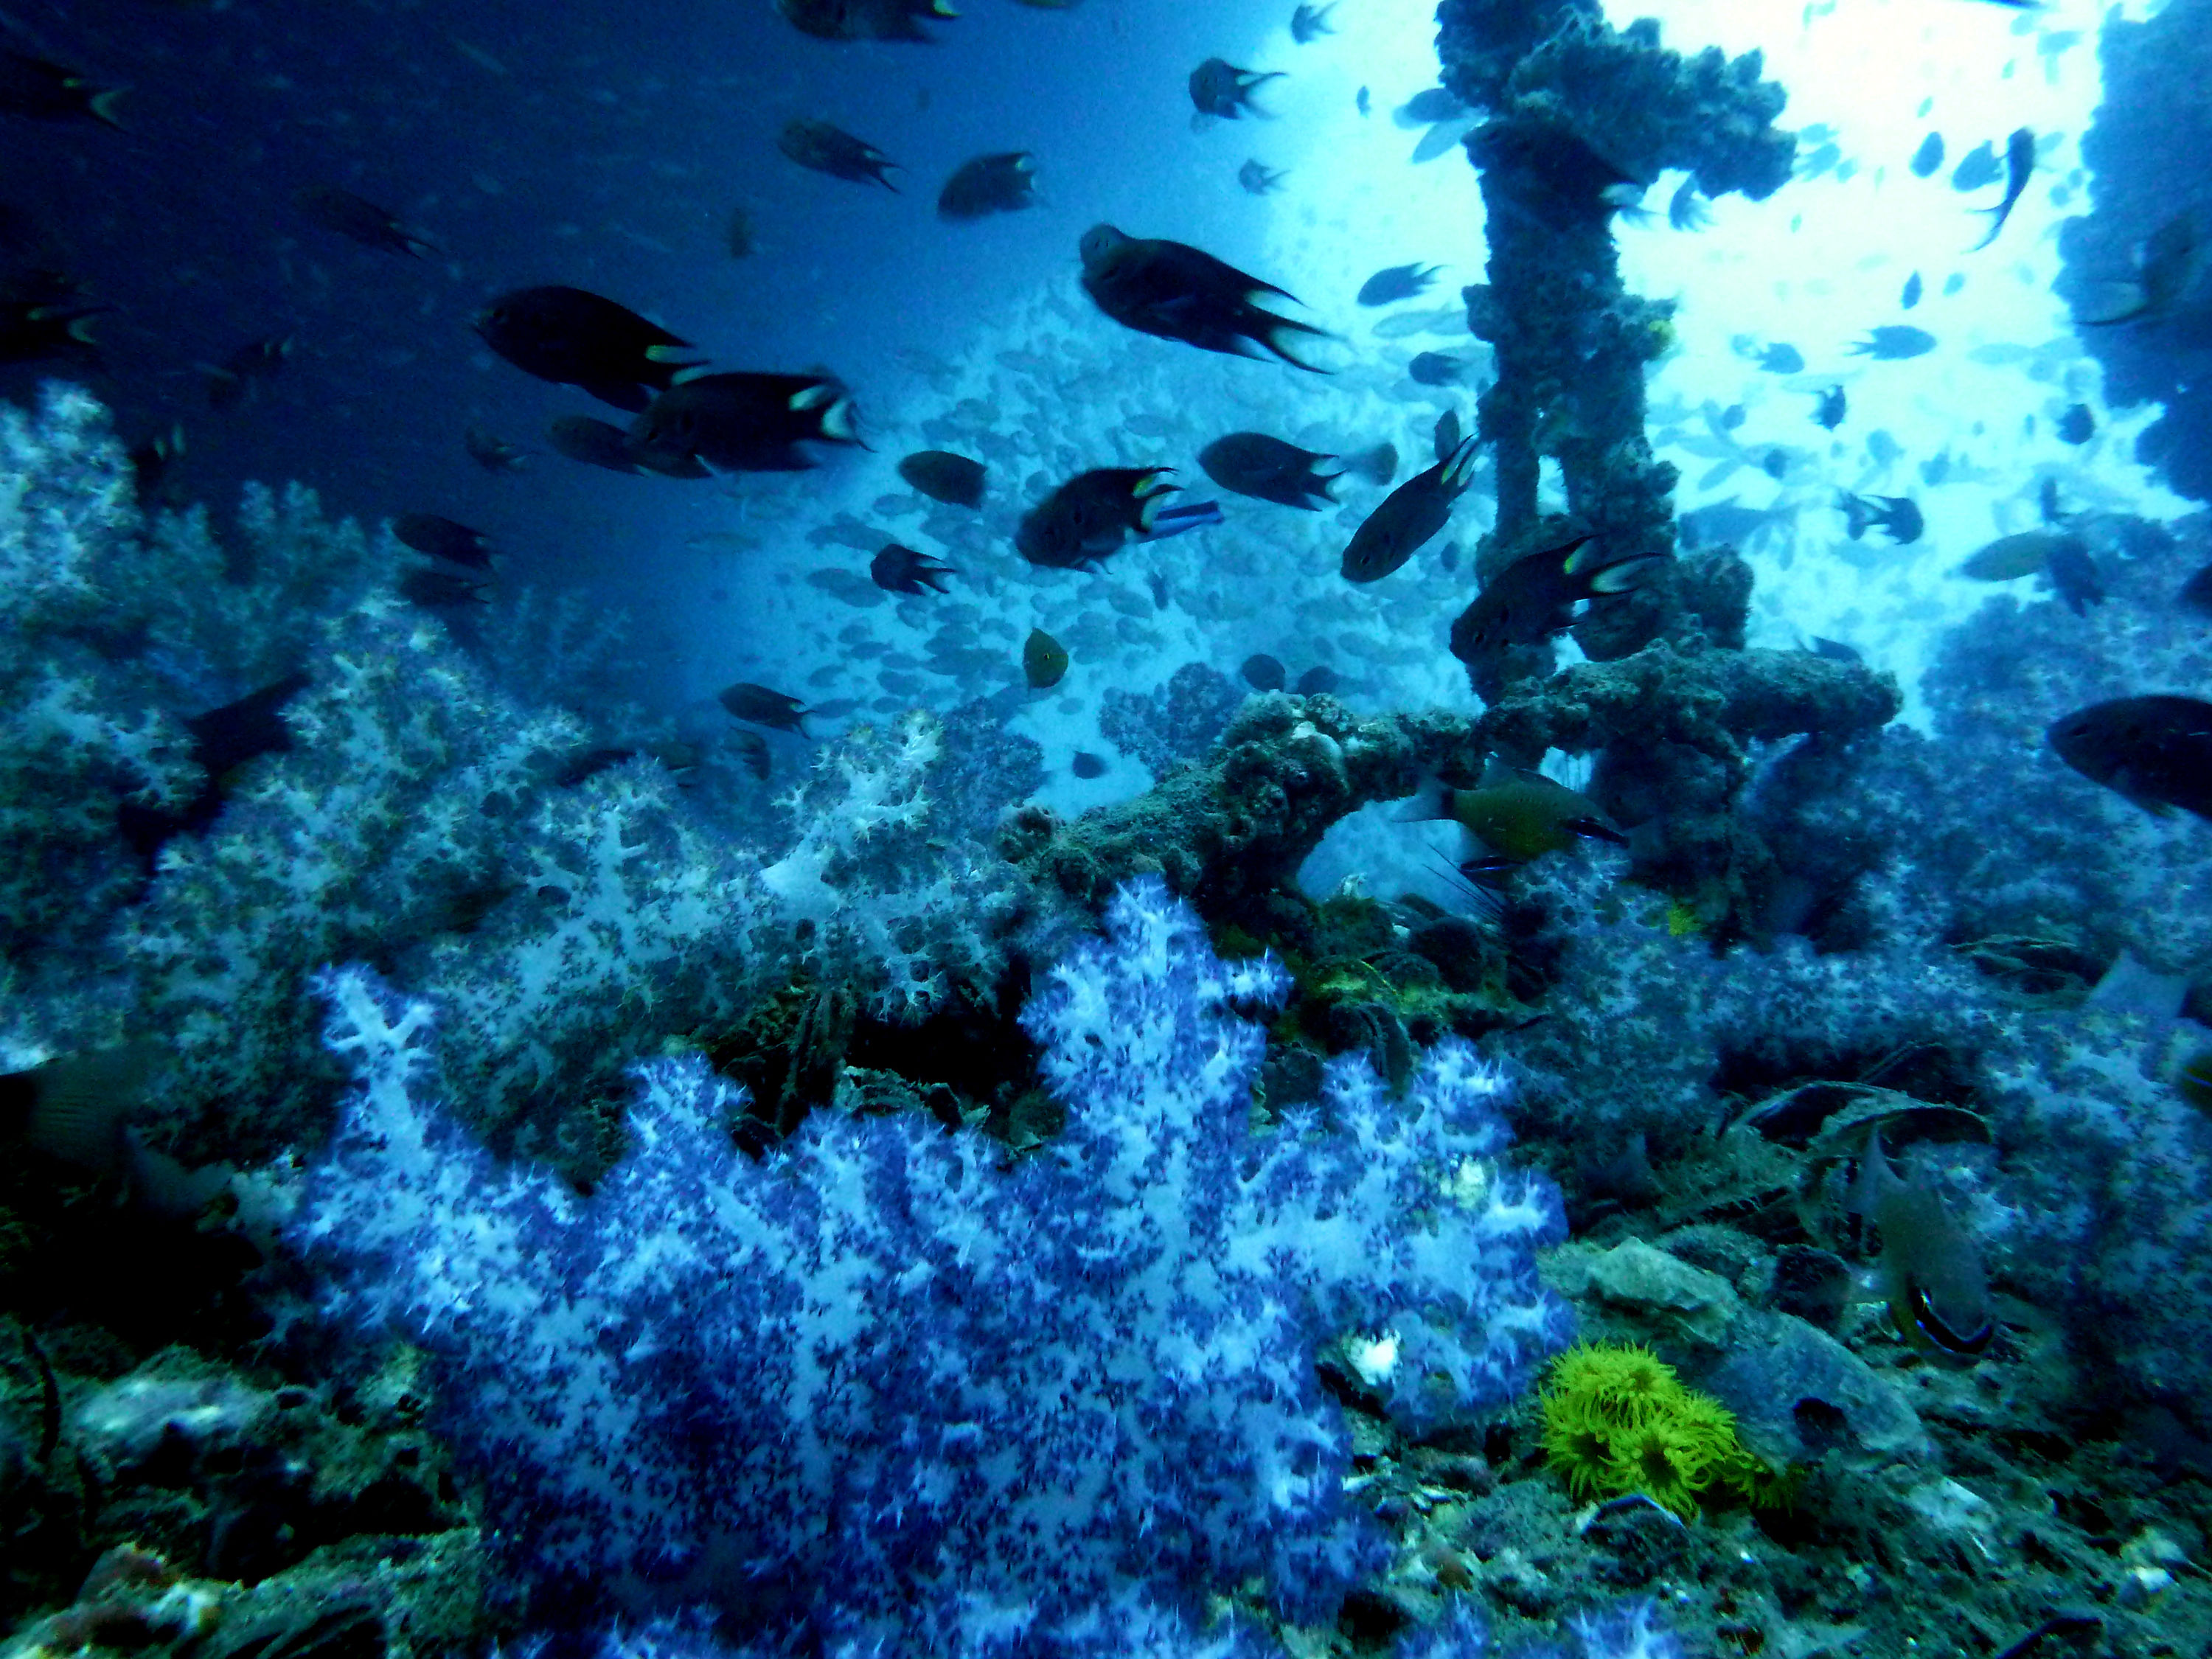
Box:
[291,876,1571,1650]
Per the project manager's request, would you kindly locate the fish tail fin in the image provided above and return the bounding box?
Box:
[1262,318,1332,372]
[88,87,129,129]
[1586,554,1668,596]
[1439,434,1484,493]
[1966,207,2006,254]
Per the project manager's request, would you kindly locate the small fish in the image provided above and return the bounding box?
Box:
[731,729,772,782]
[465,426,529,473]
[1023,628,1070,689]
[549,414,653,474]
[1838,492,1923,543]
[1756,342,1804,374]
[2045,537,2104,614]
[2079,212,2200,327]
[897,449,986,507]
[394,512,493,569]
[477,286,702,411]
[630,371,860,474]
[295,185,437,257]
[1189,58,1282,120]
[938,152,1039,221]
[1394,88,1467,127]
[1854,1129,1992,1365]
[871,543,956,596]
[1355,86,1371,117]
[1807,636,1861,662]
[1342,440,1398,484]
[1761,449,1789,481]
[1198,431,1338,509]
[1079,224,1327,371]
[1719,403,1746,431]
[1949,139,2003,194]
[1358,262,1442,306]
[1290,2,1335,43]
[399,566,489,608]
[116,672,313,860]
[203,333,293,411]
[778,118,900,189]
[0,296,102,368]
[1240,653,1287,691]
[718,681,810,734]
[1667,177,1711,232]
[1017,466,1179,569]
[775,0,957,40]
[0,49,125,127]
[2048,696,2212,820]
[1147,501,1224,540]
[1433,409,1462,461]
[1451,535,1663,655]
[1070,751,1108,779]
[1969,128,2034,251]
[1901,271,1923,310]
[1677,498,1790,550]
[1408,350,1465,386]
[2056,404,2095,444]
[128,423,187,509]
[1909,132,1944,178]
[1341,436,1482,582]
[1237,159,1286,196]
[1849,325,1936,359]
[1399,759,1626,869]
[1294,665,1338,695]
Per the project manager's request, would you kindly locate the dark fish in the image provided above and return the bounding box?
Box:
[1238,159,1286,195]
[116,671,312,860]
[1394,88,1466,126]
[1909,132,1944,178]
[128,423,186,509]
[1079,224,1328,371]
[1856,1130,1992,1365]
[1340,437,1481,582]
[1023,628,1069,689]
[1355,86,1371,117]
[1949,139,2003,193]
[465,426,529,472]
[0,49,125,126]
[1850,325,1935,359]
[718,681,810,734]
[1294,664,1338,695]
[1902,271,1923,309]
[1761,449,1789,481]
[630,371,859,473]
[2078,212,2200,327]
[2048,697,2212,820]
[1678,498,1789,550]
[549,414,650,474]
[1198,431,1338,509]
[726,206,756,259]
[0,299,102,367]
[2046,538,2104,614]
[399,566,489,608]
[1838,492,1923,543]
[1401,759,1625,867]
[1408,350,1465,386]
[394,512,493,569]
[1757,343,1804,373]
[1433,409,1462,461]
[1017,466,1178,569]
[1342,440,1397,484]
[204,333,293,411]
[898,449,986,507]
[731,729,772,782]
[1807,636,1861,662]
[778,118,900,189]
[2179,563,2212,617]
[1667,177,1711,231]
[1290,2,1335,42]
[1958,528,2071,580]
[476,286,700,411]
[1358,262,1442,306]
[1813,385,1846,430]
[871,543,955,595]
[2056,403,2094,444]
[1190,58,1283,119]
[1070,751,1108,779]
[1451,535,1663,655]
[776,0,956,40]
[294,185,437,257]
[938,152,1039,221]
[1239,652,1287,691]
[1719,403,1746,430]
[1969,128,2034,251]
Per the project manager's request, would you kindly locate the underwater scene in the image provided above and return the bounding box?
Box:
[4,0,2212,1655]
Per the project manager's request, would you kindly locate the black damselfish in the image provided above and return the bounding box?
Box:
[1079,225,1328,371]
[1450,535,1663,656]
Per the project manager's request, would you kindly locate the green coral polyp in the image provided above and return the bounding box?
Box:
[1537,1342,1775,1517]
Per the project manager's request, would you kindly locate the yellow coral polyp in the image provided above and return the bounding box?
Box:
[1536,1342,1775,1517]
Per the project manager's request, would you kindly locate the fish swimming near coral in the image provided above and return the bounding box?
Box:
[1079,224,1329,371]
[1850,325,1936,359]
[2048,695,2212,820]
[1450,535,1663,657]
[1968,127,2034,251]
[1408,351,1466,386]
[871,543,955,595]
[1290,2,1335,42]
[548,414,648,474]
[1399,759,1627,872]
[1240,653,1287,691]
[897,449,986,507]
[718,681,810,735]
[2077,212,2201,327]
[465,426,529,473]
[1340,435,1482,582]
[630,371,859,474]
[1853,1129,1992,1365]
[116,671,313,861]
[394,512,493,569]
[1358,262,1442,306]
[1023,627,1069,688]
[1017,465,1179,569]
[1668,177,1711,231]
[204,334,293,412]
[1839,492,1923,544]
[938,153,1039,221]
[1198,431,1338,510]
[778,118,900,189]
[476,285,702,411]
[1189,58,1281,121]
